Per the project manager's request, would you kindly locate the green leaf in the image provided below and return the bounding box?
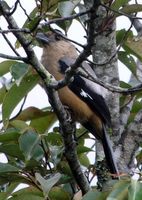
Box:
[57,161,72,177]
[116,29,132,46]
[120,81,131,89]
[48,0,62,12]
[45,132,62,146]
[57,0,81,31]
[58,1,80,17]
[0,173,29,185]
[30,109,57,133]
[79,154,90,167]
[57,174,72,185]
[107,180,130,200]
[131,101,142,114]
[35,172,61,198]
[136,150,142,166]
[10,186,44,200]
[116,29,126,46]
[24,159,43,171]
[0,87,7,104]
[0,60,17,76]
[0,144,24,159]
[111,0,130,10]
[10,120,30,131]
[9,194,44,200]
[0,183,19,200]
[77,145,93,154]
[55,20,72,33]
[39,0,59,14]
[22,7,38,29]
[120,4,142,15]
[49,186,71,200]
[76,127,89,143]
[13,106,56,133]
[128,180,142,200]
[15,7,39,48]
[124,36,142,61]
[82,190,107,200]
[16,106,50,121]
[49,144,63,165]
[10,63,29,86]
[118,51,136,76]
[0,128,20,142]
[0,163,19,173]
[19,131,44,161]
[2,74,39,125]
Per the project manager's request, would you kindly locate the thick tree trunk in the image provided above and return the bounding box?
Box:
[83,0,142,178]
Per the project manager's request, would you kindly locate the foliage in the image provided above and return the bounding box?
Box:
[0,0,142,199]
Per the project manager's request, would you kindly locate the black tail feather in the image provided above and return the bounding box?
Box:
[82,122,118,177]
[102,125,118,176]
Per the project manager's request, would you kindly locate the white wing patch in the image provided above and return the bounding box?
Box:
[80,89,93,100]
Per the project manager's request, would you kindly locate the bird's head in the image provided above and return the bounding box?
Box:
[36,30,65,46]
[35,30,78,79]
[36,30,78,63]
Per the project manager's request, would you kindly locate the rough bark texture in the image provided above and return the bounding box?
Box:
[83,0,142,177]
[84,1,119,134]
[84,0,120,171]
[91,8,120,136]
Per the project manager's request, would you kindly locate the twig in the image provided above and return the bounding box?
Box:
[0,53,27,61]
[130,16,142,35]
[80,67,142,95]
[0,27,20,56]
[40,139,53,173]
[18,0,31,21]
[10,95,27,121]
[42,9,91,26]
[101,3,142,20]
[8,0,19,15]
[49,27,85,48]
[0,28,31,34]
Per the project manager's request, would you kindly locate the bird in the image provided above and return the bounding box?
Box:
[36,30,118,176]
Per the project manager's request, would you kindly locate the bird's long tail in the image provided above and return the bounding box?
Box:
[101,125,118,177]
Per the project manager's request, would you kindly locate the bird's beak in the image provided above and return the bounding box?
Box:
[36,32,49,45]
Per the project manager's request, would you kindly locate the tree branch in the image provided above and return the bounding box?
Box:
[0,53,27,61]
[0,1,90,194]
[46,64,142,95]
[102,3,142,20]
[0,28,30,34]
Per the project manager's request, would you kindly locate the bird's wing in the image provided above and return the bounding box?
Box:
[58,57,111,126]
[68,75,111,126]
